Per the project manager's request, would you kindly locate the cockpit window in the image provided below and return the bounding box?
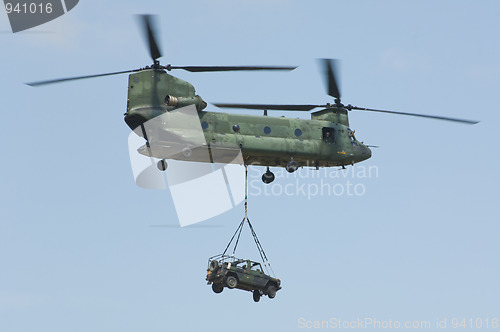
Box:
[348,128,356,141]
[322,128,335,143]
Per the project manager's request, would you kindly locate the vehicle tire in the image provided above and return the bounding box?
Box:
[253,290,261,302]
[267,285,277,299]
[226,276,238,289]
[209,260,219,272]
[212,283,223,294]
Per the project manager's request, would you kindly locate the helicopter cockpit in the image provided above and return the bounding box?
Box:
[347,128,371,161]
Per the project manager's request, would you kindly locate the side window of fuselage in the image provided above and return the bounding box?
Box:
[322,127,335,144]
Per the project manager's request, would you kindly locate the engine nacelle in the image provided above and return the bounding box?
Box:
[164,95,207,111]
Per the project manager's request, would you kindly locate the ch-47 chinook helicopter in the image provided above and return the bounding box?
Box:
[28,16,478,185]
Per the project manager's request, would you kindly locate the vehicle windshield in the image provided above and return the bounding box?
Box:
[236,261,247,269]
[251,263,263,272]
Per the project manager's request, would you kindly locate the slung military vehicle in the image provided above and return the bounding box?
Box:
[206,255,281,302]
[28,15,478,185]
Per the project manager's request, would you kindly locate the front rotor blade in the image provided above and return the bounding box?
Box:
[170,66,297,72]
[139,14,162,62]
[320,59,341,100]
[348,106,479,124]
[214,103,322,111]
[26,69,141,86]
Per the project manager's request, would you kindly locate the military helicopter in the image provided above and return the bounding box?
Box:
[28,16,478,185]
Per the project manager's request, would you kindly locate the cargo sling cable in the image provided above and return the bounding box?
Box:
[221,165,275,276]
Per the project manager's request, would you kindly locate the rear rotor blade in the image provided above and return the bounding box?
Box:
[214,103,323,111]
[347,105,479,124]
[320,58,341,100]
[169,65,297,72]
[26,69,141,86]
[139,14,162,62]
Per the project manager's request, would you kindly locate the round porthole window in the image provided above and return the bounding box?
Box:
[294,128,302,137]
[264,126,271,135]
[201,121,209,130]
[232,124,240,132]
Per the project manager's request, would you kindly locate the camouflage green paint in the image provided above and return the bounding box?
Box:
[124,69,372,169]
[206,258,281,295]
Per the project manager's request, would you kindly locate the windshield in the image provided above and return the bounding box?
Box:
[236,261,247,269]
[251,263,263,272]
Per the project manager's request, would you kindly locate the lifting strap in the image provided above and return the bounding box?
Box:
[221,166,275,276]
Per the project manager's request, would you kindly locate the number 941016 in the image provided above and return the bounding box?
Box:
[5,2,53,14]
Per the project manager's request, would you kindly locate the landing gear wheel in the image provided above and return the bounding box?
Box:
[253,290,261,302]
[157,159,168,171]
[262,169,275,184]
[212,283,223,294]
[226,276,238,289]
[266,285,277,299]
[286,160,299,173]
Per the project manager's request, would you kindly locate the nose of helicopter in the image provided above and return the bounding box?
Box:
[365,145,372,159]
[356,143,372,162]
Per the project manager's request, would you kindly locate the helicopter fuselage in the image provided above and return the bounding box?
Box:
[124,69,371,169]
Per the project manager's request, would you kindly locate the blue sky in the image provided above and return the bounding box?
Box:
[1,1,499,331]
